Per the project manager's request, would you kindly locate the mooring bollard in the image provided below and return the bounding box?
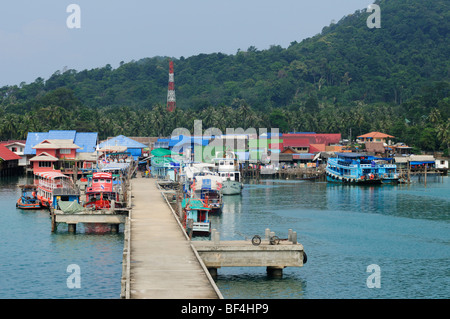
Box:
[288,229,293,241]
[292,231,297,244]
[265,228,270,240]
[214,231,220,245]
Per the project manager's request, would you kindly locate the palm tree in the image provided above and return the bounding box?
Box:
[436,119,450,153]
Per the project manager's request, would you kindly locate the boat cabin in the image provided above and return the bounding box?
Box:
[84,172,119,209]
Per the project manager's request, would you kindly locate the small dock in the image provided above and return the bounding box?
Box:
[121,176,222,299]
[193,234,306,278]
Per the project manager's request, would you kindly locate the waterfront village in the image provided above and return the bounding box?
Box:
[1,129,448,217]
[0,129,448,181]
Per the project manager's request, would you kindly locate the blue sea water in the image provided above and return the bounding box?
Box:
[0,175,448,299]
[0,176,124,299]
[211,176,450,299]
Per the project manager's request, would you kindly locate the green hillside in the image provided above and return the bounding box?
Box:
[0,0,449,152]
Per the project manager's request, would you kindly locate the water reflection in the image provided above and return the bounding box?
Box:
[216,268,307,299]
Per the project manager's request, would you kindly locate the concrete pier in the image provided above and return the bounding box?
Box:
[123,176,222,299]
[192,239,305,278]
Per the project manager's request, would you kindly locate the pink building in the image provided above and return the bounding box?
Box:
[29,139,80,173]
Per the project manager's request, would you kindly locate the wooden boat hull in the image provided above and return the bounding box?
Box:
[16,198,41,209]
[326,173,382,184]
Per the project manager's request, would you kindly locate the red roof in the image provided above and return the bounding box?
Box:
[357,132,394,139]
[269,143,283,150]
[0,145,22,161]
[309,144,326,152]
[0,140,26,146]
[282,138,310,148]
[282,134,341,146]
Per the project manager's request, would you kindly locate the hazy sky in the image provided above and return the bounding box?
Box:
[0,0,372,87]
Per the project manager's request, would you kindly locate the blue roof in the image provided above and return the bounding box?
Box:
[169,135,209,147]
[98,135,147,149]
[24,130,98,155]
[48,130,76,140]
[24,132,48,155]
[74,132,98,153]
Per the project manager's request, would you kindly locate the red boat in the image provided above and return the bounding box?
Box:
[84,172,122,210]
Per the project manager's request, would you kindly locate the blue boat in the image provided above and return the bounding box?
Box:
[16,185,41,209]
[181,198,211,236]
[326,153,399,184]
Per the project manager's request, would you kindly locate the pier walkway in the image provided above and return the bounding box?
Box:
[126,176,221,299]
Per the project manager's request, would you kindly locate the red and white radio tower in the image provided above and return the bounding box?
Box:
[166,60,176,112]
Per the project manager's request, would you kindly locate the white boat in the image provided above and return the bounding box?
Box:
[181,162,216,182]
[191,174,223,213]
[213,151,243,195]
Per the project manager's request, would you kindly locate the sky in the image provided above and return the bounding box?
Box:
[0,0,373,87]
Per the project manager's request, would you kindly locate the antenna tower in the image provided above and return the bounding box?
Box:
[166,60,176,112]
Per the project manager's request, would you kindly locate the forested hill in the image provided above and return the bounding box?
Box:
[0,0,449,153]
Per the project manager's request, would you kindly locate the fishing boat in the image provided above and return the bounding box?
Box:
[16,185,41,209]
[191,174,223,213]
[213,151,243,195]
[326,153,399,184]
[34,171,76,208]
[182,197,211,236]
[84,172,122,210]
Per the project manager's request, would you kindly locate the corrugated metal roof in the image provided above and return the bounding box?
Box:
[24,131,98,155]
[283,133,341,145]
[357,131,394,139]
[282,138,310,148]
[74,132,98,153]
[309,144,326,152]
[169,135,209,147]
[99,135,147,149]
[48,130,77,140]
[0,145,22,161]
[24,132,48,155]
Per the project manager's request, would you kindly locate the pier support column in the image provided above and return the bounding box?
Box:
[68,223,76,233]
[208,267,218,279]
[111,224,119,233]
[266,266,284,278]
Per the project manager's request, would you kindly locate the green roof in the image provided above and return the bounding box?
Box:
[151,148,173,157]
[182,198,211,210]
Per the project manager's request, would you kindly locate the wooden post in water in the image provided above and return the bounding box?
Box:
[424,164,427,186]
[407,161,411,183]
[51,211,56,232]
